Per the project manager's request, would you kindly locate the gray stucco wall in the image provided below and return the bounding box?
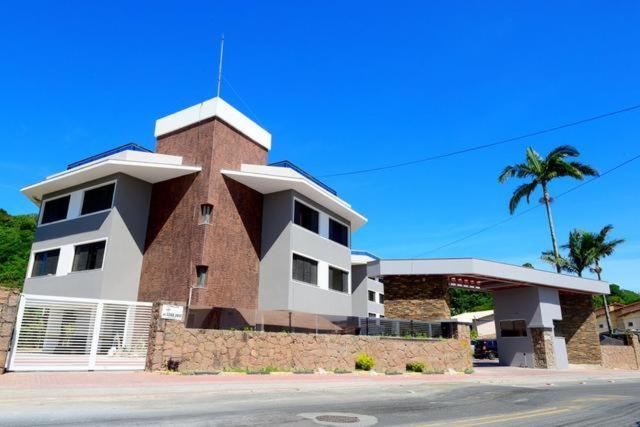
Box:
[493,287,564,368]
[23,173,151,301]
[351,265,384,317]
[259,190,354,316]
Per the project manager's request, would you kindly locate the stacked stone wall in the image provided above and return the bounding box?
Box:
[147,304,472,372]
[557,292,602,365]
[0,288,20,374]
[601,334,640,370]
[382,276,451,321]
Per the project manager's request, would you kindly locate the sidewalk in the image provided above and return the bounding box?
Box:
[2,364,640,393]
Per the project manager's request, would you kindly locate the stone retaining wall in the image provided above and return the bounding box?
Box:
[147,304,472,372]
[601,335,640,370]
[0,287,20,374]
[557,292,602,365]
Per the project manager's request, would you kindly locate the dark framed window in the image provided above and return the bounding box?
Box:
[329,219,349,246]
[72,241,106,272]
[31,249,60,277]
[200,204,213,224]
[368,290,376,302]
[292,254,317,285]
[368,313,376,318]
[629,322,634,327]
[328,266,348,292]
[293,201,319,233]
[81,183,115,215]
[196,265,208,288]
[379,294,384,304]
[499,320,527,337]
[41,196,70,224]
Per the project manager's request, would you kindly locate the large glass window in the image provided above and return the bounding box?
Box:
[41,196,70,224]
[81,183,115,215]
[368,290,376,302]
[292,254,318,285]
[329,219,349,246]
[293,201,319,233]
[499,320,527,337]
[329,266,348,292]
[195,265,208,288]
[31,249,60,277]
[379,294,384,304]
[72,241,106,272]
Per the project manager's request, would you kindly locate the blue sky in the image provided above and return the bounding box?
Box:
[2,1,639,290]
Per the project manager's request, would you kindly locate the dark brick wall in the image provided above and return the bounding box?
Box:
[382,275,451,321]
[557,291,602,365]
[138,118,267,308]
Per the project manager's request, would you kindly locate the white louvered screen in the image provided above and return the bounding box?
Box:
[7,294,152,372]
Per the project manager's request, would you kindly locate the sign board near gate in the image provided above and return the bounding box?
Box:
[161,304,184,321]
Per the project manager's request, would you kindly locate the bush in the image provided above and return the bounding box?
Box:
[334,368,352,374]
[405,362,425,373]
[385,370,402,375]
[293,368,315,374]
[423,368,445,375]
[464,368,475,374]
[355,353,375,371]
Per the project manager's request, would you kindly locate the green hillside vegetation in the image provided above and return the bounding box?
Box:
[0,209,37,288]
[593,284,640,308]
[449,288,493,316]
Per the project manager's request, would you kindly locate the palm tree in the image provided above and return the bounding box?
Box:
[499,146,598,273]
[589,225,625,333]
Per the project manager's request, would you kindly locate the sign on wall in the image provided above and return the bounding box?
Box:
[161,304,184,321]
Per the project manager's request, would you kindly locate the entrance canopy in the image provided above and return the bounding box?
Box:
[367,258,609,295]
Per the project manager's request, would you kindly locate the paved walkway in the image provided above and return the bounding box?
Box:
[2,364,640,392]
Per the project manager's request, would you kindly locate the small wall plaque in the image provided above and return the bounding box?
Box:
[161,304,184,321]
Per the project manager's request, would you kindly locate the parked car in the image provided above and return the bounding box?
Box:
[472,339,498,360]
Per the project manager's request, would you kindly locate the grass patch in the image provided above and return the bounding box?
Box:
[385,370,403,375]
[464,368,475,374]
[422,368,445,375]
[293,368,315,374]
[334,368,352,374]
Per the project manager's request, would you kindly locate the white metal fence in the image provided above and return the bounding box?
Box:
[7,294,152,372]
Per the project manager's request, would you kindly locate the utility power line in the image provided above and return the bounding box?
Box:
[319,103,640,178]
[413,153,640,257]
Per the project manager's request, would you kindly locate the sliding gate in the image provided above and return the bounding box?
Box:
[7,294,152,371]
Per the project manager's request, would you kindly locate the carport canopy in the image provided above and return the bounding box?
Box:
[367,258,609,295]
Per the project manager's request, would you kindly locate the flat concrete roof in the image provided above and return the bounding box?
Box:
[368,258,609,295]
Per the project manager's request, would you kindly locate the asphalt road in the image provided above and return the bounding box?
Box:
[2,377,640,426]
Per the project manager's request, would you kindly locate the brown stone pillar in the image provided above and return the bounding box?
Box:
[382,275,450,321]
[0,288,21,374]
[557,292,602,365]
[531,328,556,369]
[629,333,640,369]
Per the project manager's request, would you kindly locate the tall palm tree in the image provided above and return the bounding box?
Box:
[589,225,625,333]
[499,146,598,273]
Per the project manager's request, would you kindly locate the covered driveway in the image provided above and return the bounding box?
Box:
[367,258,610,369]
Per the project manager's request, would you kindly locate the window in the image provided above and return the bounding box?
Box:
[72,241,106,272]
[200,204,213,224]
[292,254,317,285]
[368,290,376,302]
[41,196,70,224]
[599,324,604,329]
[500,320,527,337]
[31,249,60,277]
[329,219,349,246]
[379,294,384,304]
[629,322,634,327]
[329,266,348,292]
[368,313,377,318]
[294,201,319,233]
[81,183,115,215]
[195,265,208,288]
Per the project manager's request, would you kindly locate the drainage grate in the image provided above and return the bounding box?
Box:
[315,415,360,424]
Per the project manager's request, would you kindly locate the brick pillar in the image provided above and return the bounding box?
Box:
[382,275,450,321]
[531,328,556,369]
[557,292,602,365]
[0,288,21,374]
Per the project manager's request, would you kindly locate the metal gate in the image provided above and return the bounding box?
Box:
[7,294,152,371]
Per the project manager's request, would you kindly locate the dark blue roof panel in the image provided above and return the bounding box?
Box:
[67,143,153,170]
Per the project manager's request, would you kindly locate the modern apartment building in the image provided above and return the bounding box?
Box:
[21,97,374,317]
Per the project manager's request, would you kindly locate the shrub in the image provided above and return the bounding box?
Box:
[334,368,352,374]
[464,368,475,374]
[405,362,425,373]
[423,368,445,375]
[355,353,375,371]
[293,368,315,374]
[167,358,180,372]
[385,370,402,375]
